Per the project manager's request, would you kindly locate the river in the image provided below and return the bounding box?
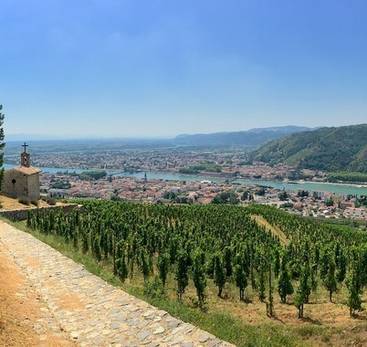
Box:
[115,171,367,196]
[5,164,367,196]
[4,164,367,195]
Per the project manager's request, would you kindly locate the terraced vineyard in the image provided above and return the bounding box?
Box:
[26,201,367,346]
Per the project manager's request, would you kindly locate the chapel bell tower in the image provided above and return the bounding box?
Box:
[21,142,30,167]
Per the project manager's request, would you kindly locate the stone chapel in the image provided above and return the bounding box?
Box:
[2,143,41,203]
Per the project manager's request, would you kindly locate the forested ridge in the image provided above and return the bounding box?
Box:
[27,200,367,320]
[174,126,309,147]
[252,124,367,173]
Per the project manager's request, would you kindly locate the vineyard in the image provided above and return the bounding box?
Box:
[26,200,367,345]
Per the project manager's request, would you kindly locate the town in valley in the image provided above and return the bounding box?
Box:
[2,2,367,346]
[6,140,364,222]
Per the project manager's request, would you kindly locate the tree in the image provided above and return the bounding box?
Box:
[82,230,89,254]
[249,249,257,289]
[278,191,289,201]
[294,266,311,319]
[116,244,128,282]
[310,262,318,292]
[212,191,239,204]
[100,231,109,259]
[0,105,4,188]
[175,250,189,301]
[192,249,207,308]
[139,250,151,282]
[112,234,117,275]
[241,191,252,201]
[79,170,107,180]
[278,259,294,304]
[320,249,329,279]
[223,246,233,278]
[346,265,362,317]
[267,263,274,317]
[234,264,247,301]
[256,187,266,196]
[323,261,337,302]
[325,198,334,207]
[273,249,281,278]
[213,253,226,297]
[297,190,309,198]
[258,269,266,302]
[336,250,347,283]
[73,226,78,250]
[158,252,170,287]
[92,234,102,261]
[27,192,367,325]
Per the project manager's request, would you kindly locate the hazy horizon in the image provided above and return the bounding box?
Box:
[1,1,367,137]
[4,122,367,142]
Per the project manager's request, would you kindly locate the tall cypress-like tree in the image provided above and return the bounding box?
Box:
[258,269,266,302]
[158,252,170,287]
[116,244,128,282]
[304,262,312,304]
[278,258,294,304]
[336,249,347,283]
[323,260,337,302]
[273,249,281,278]
[346,264,362,317]
[0,105,4,189]
[213,253,226,297]
[176,250,189,301]
[234,263,247,301]
[140,249,151,282]
[294,265,311,319]
[93,234,102,261]
[192,248,206,308]
[223,246,233,278]
[310,262,318,292]
[267,263,274,317]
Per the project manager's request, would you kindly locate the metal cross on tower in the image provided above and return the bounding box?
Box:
[22,142,28,153]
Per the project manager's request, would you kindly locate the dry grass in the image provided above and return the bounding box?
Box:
[252,214,290,246]
[0,194,64,210]
[123,260,367,346]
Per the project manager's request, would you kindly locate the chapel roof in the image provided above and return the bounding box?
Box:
[13,166,41,175]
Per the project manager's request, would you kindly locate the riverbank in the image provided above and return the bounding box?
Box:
[5,164,367,196]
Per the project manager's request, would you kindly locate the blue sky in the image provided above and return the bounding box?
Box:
[1,0,367,138]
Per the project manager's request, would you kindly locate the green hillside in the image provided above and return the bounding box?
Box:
[252,124,367,173]
[23,200,367,346]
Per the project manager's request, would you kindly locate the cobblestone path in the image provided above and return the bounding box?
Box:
[0,221,234,347]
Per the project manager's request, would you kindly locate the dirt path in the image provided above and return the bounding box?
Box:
[0,237,74,346]
[251,214,289,246]
[0,220,233,347]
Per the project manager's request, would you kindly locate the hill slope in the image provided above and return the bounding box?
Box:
[252,124,367,172]
[174,126,310,147]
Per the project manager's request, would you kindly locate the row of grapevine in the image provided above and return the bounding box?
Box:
[27,201,367,317]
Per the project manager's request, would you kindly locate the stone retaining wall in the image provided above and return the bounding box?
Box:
[0,204,80,221]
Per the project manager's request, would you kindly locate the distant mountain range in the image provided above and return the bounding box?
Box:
[252,124,367,173]
[6,126,310,148]
[173,126,310,147]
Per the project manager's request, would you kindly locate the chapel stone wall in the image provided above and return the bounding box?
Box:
[2,169,30,202]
